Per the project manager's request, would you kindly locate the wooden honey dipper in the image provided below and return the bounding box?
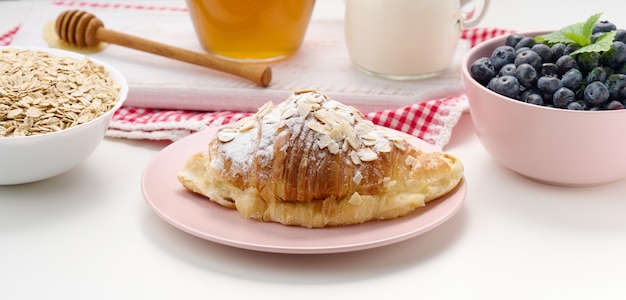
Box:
[55,10,272,87]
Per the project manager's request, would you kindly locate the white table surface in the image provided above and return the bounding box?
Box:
[2,1,626,299]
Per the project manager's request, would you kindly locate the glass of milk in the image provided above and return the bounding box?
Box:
[345,0,490,80]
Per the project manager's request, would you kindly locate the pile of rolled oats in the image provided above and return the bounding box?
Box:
[0,47,121,137]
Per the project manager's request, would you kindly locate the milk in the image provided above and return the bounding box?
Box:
[345,0,488,79]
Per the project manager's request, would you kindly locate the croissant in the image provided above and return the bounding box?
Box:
[177,90,464,228]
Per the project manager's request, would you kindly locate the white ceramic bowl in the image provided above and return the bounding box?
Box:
[0,46,128,185]
[462,32,626,187]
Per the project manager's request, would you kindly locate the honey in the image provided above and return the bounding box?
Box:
[185,0,315,62]
[43,21,107,53]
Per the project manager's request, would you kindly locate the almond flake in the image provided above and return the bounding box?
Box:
[294,89,318,95]
[405,155,416,166]
[383,177,397,188]
[385,134,405,142]
[342,139,349,152]
[314,109,335,125]
[329,109,353,124]
[349,151,361,165]
[362,138,377,146]
[393,140,407,151]
[280,107,295,119]
[217,129,237,142]
[346,135,359,150]
[353,170,363,184]
[375,141,392,153]
[328,127,343,141]
[317,134,332,149]
[297,101,314,117]
[348,192,363,205]
[357,148,378,161]
[256,101,273,118]
[362,134,377,141]
[237,117,256,132]
[306,121,326,134]
[328,140,340,154]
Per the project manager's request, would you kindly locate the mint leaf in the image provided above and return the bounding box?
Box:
[595,30,617,45]
[535,30,578,44]
[534,13,614,55]
[571,30,617,55]
[535,22,586,45]
[534,13,602,46]
[581,13,603,42]
[562,32,590,46]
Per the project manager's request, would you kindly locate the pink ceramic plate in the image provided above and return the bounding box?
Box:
[141,127,467,254]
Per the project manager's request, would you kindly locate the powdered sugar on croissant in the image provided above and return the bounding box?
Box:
[177,90,464,228]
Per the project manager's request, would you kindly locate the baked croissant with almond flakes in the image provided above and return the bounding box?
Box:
[177,90,464,228]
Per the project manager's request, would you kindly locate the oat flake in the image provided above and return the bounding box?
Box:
[0,48,121,137]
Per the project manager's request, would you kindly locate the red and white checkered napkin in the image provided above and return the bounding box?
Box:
[1,17,513,149]
[107,95,469,149]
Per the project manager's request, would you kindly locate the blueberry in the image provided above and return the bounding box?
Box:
[583,81,610,106]
[489,75,521,99]
[515,63,538,88]
[561,69,583,91]
[555,55,578,75]
[540,63,558,77]
[614,29,626,43]
[515,49,542,70]
[470,57,496,85]
[591,32,604,43]
[531,43,553,63]
[537,76,562,95]
[525,93,544,106]
[587,66,607,83]
[552,87,576,108]
[520,88,538,100]
[575,86,586,100]
[593,20,617,34]
[515,36,536,50]
[542,92,554,105]
[499,63,516,76]
[491,45,516,71]
[551,43,565,60]
[506,33,525,48]
[564,44,580,55]
[567,101,586,110]
[602,41,626,69]
[487,76,498,90]
[605,73,626,101]
[576,51,601,73]
[605,100,625,110]
[618,63,626,75]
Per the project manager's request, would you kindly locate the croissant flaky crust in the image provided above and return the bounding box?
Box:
[177,90,464,228]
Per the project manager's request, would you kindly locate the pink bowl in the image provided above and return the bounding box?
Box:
[462,31,626,187]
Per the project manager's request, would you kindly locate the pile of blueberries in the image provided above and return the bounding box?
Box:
[470,21,626,110]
